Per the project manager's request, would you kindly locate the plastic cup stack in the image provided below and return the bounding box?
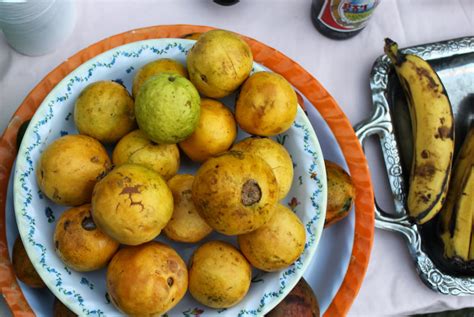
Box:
[0,0,77,56]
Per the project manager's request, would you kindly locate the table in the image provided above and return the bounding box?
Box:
[0,0,473,316]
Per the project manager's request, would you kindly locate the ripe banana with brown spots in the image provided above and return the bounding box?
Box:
[438,127,474,273]
[384,38,454,225]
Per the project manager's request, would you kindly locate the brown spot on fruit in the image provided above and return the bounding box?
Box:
[421,150,429,159]
[435,126,453,140]
[168,259,178,272]
[415,66,439,90]
[167,277,174,287]
[90,156,99,163]
[63,220,71,231]
[415,163,436,178]
[440,117,445,125]
[120,186,141,195]
[223,150,244,160]
[120,185,144,211]
[81,216,96,231]
[241,179,262,206]
[418,192,431,203]
[55,240,59,249]
[200,74,208,83]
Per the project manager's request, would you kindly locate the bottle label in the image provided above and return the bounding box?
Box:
[318,0,379,32]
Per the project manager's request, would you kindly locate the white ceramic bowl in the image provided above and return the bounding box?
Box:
[14,39,327,316]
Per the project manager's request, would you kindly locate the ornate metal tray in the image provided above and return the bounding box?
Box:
[355,36,474,295]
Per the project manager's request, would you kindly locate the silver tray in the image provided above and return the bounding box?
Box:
[355,36,474,295]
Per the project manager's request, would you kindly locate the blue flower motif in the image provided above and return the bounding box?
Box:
[44,207,55,223]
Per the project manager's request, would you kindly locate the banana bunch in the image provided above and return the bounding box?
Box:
[438,127,474,274]
[384,39,455,225]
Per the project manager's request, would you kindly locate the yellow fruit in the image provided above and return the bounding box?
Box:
[132,58,188,97]
[188,241,251,308]
[113,129,180,180]
[163,174,213,243]
[385,39,454,224]
[232,137,293,200]
[324,160,355,227]
[439,127,474,234]
[107,242,188,316]
[187,29,253,98]
[235,72,297,136]
[74,81,136,143]
[438,126,474,274]
[179,98,237,162]
[192,151,278,235]
[91,164,173,245]
[54,204,119,272]
[238,204,306,271]
[36,134,111,206]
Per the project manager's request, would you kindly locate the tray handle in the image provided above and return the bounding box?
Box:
[354,103,419,244]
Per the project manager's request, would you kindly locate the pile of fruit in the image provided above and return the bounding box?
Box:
[31,29,292,315]
[11,29,357,316]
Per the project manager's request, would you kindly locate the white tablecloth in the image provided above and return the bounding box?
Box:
[0,0,473,316]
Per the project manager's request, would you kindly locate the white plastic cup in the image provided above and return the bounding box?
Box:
[0,1,53,23]
[0,0,77,56]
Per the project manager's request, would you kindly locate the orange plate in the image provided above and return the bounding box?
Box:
[0,25,374,316]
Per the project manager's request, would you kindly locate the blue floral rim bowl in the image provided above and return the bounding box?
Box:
[14,38,327,316]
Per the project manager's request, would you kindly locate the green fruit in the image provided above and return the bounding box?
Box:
[135,73,200,144]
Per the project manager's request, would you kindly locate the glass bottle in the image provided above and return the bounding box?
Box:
[311,0,380,40]
[214,0,240,6]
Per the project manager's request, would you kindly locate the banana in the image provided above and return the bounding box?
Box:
[384,38,454,225]
[440,166,473,261]
[459,167,474,261]
[470,214,474,260]
[440,126,474,234]
[438,126,474,273]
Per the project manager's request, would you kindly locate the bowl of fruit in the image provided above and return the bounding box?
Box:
[13,29,328,316]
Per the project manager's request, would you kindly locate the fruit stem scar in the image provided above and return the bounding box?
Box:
[241,179,262,206]
[81,216,97,231]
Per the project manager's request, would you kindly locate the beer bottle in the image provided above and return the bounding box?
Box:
[311,0,380,40]
[214,0,239,5]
